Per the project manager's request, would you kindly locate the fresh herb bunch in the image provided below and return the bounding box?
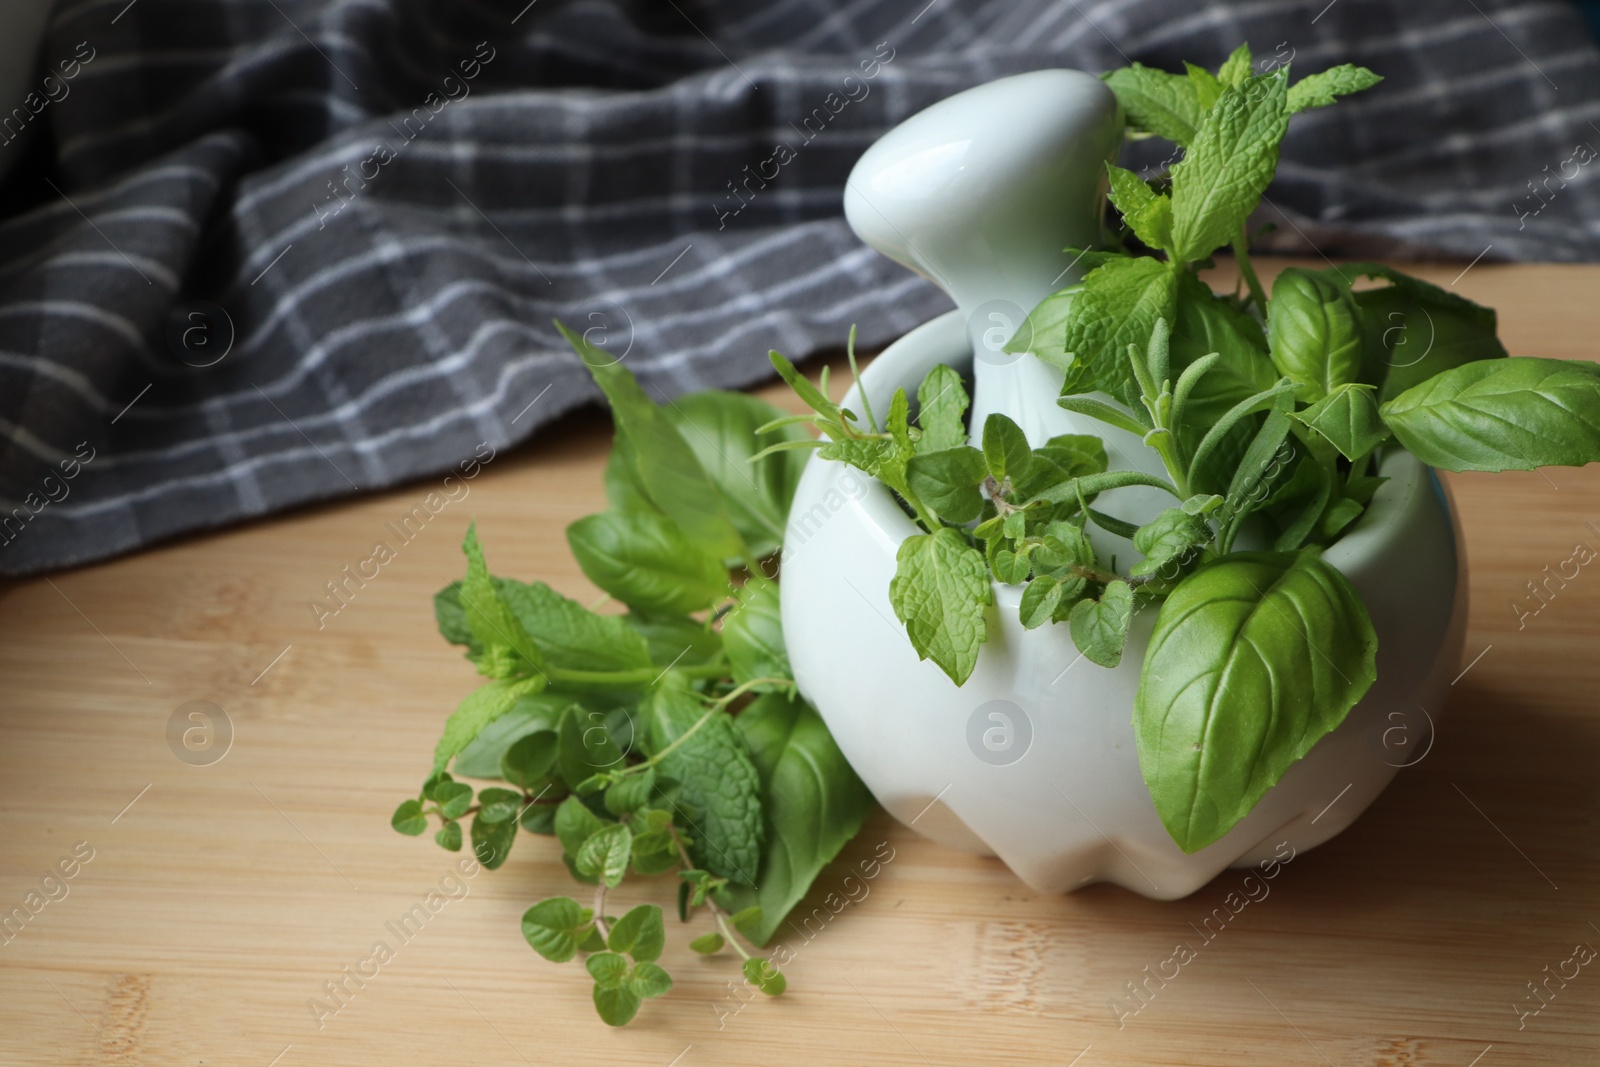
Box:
[767,44,1600,854]
[393,323,872,1026]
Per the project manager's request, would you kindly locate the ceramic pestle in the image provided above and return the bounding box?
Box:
[842,69,1173,552]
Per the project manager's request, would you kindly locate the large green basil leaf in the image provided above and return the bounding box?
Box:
[1292,382,1389,461]
[1169,271,1277,434]
[661,390,808,559]
[888,527,993,686]
[560,322,746,563]
[1347,265,1509,402]
[1135,550,1377,852]
[643,685,764,885]
[717,693,874,946]
[566,509,728,615]
[1380,356,1600,471]
[1267,267,1364,401]
[721,579,790,689]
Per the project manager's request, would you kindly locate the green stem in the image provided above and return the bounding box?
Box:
[1144,428,1191,498]
[1233,223,1269,311]
[715,910,753,961]
[546,660,726,688]
[621,677,788,775]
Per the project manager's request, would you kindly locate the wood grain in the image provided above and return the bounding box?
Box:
[2,261,1598,1066]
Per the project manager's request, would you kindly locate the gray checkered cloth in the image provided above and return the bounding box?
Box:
[3,0,1599,575]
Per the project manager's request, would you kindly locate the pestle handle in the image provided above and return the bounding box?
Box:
[843,69,1123,357]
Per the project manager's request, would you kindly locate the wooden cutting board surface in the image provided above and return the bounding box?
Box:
[2,261,1597,1067]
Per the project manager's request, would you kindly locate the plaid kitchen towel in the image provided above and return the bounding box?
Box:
[3,0,1599,575]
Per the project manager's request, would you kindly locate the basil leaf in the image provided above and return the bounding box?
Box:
[603,434,657,515]
[623,611,723,670]
[566,509,728,615]
[558,704,625,791]
[1169,71,1289,263]
[1135,550,1378,852]
[662,391,808,559]
[1267,267,1364,401]
[1287,64,1382,112]
[1102,63,1204,144]
[1225,386,1297,515]
[888,527,993,686]
[717,693,873,946]
[915,364,971,454]
[1068,580,1135,668]
[561,321,746,562]
[1293,382,1389,460]
[906,446,988,523]
[1170,270,1277,433]
[644,685,764,885]
[1063,257,1180,407]
[447,693,565,779]
[1348,265,1508,402]
[1380,357,1600,471]
[722,579,790,689]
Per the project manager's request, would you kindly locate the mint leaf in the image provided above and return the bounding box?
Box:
[916,364,971,454]
[492,578,652,673]
[1380,357,1600,472]
[1135,551,1377,852]
[1102,63,1204,144]
[432,678,543,774]
[1068,580,1135,668]
[1293,383,1389,460]
[1287,64,1382,112]
[1169,71,1289,263]
[560,321,747,563]
[1106,164,1173,251]
[500,727,560,790]
[1216,43,1252,89]
[1186,62,1223,109]
[716,693,873,946]
[644,685,764,884]
[566,509,728,615]
[889,527,993,686]
[460,524,544,673]
[558,704,624,792]
[1060,257,1179,407]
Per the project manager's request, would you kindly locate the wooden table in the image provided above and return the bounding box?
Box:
[3,261,1598,1067]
